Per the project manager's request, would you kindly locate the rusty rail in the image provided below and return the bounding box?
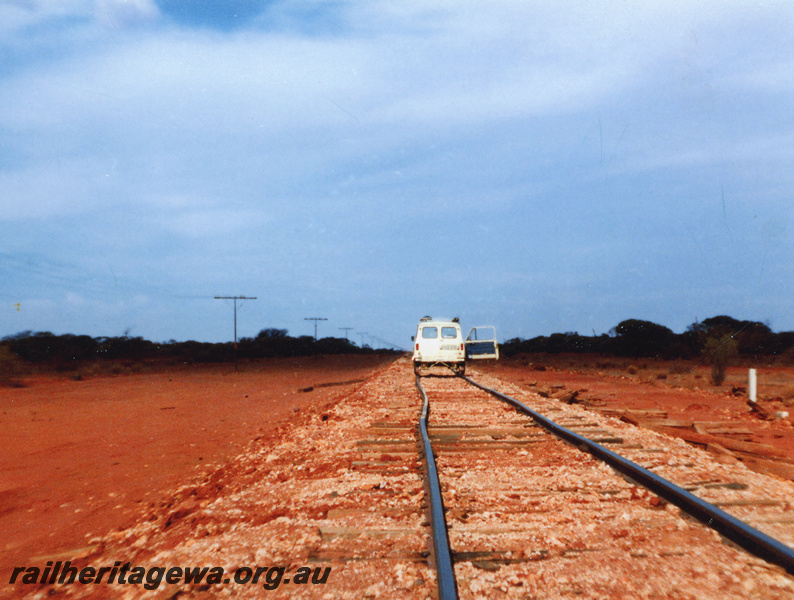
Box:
[463,374,794,575]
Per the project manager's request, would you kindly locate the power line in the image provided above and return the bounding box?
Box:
[304,317,328,342]
[367,333,406,351]
[214,295,257,350]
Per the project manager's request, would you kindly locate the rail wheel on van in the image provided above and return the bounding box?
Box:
[411,316,498,376]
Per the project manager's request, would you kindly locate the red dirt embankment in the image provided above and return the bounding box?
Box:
[0,355,396,577]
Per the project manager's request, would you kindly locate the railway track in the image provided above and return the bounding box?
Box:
[24,358,794,599]
[416,368,794,599]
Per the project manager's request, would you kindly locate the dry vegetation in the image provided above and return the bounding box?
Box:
[506,353,794,405]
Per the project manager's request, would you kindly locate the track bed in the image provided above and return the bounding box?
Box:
[14,359,794,599]
[419,370,794,598]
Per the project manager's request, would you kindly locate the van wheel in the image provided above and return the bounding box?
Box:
[457,363,466,376]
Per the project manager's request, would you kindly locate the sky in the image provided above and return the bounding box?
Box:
[1,0,793,350]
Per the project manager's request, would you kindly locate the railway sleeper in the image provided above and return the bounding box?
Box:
[415,368,794,599]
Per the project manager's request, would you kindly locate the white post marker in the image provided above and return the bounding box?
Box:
[748,368,757,403]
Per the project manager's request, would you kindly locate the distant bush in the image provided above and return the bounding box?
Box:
[1,328,395,370]
[501,333,613,356]
[687,316,778,356]
[0,344,25,387]
[609,319,675,358]
[778,347,794,366]
[502,316,794,360]
[668,362,689,375]
[163,340,233,363]
[703,334,738,386]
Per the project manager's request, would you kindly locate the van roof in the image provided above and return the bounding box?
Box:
[418,316,459,323]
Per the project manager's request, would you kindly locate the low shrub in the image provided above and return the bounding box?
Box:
[703,334,739,386]
[0,345,25,387]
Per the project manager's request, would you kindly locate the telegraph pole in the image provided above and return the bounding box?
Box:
[215,295,257,369]
[339,327,353,340]
[304,317,328,342]
[305,317,328,359]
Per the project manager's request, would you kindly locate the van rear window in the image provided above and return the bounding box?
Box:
[421,327,438,339]
[441,327,457,339]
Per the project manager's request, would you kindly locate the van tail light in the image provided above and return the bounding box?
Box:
[460,344,464,350]
[416,343,419,351]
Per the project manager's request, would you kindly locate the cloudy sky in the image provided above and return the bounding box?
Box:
[2,1,793,349]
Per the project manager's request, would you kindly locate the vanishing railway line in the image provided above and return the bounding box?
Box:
[27,358,794,599]
[415,368,794,599]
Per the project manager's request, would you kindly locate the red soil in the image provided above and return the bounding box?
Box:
[0,355,396,578]
[3,351,793,587]
[480,354,794,476]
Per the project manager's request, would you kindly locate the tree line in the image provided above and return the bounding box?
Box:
[1,327,390,367]
[501,316,794,360]
[4,315,793,371]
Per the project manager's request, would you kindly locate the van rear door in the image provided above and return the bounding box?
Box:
[418,324,442,358]
[465,327,499,360]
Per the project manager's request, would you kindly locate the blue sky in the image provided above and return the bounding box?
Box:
[1,1,793,349]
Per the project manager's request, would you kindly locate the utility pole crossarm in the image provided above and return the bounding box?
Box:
[304,317,328,343]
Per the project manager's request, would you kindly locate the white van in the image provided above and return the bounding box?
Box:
[411,316,499,375]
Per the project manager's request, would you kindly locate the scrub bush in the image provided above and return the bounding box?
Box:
[703,334,738,386]
[0,344,25,387]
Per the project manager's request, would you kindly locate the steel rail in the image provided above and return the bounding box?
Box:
[415,375,459,600]
[462,373,794,575]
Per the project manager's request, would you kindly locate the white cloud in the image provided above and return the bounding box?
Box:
[65,291,87,306]
[0,0,92,35]
[0,0,158,35]
[165,207,271,238]
[94,0,159,28]
[0,157,115,220]
[2,0,794,341]
[723,59,794,93]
